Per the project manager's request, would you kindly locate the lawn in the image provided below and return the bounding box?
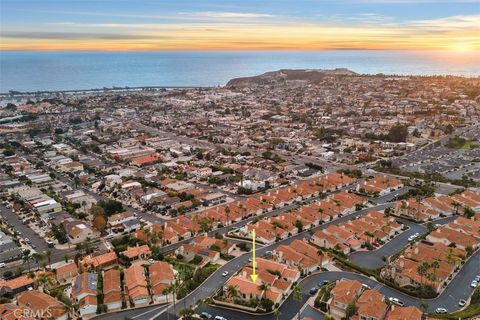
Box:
[446,136,477,150]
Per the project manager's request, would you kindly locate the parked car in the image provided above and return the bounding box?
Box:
[470,280,478,288]
[0,263,6,268]
[435,308,448,314]
[388,297,404,306]
[309,287,318,295]
[318,280,329,287]
[362,283,371,290]
[222,271,229,277]
[201,312,213,319]
[475,275,480,282]
[459,299,467,307]
[214,316,227,320]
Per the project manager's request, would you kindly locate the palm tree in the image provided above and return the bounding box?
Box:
[364,230,374,245]
[179,307,194,320]
[226,285,239,301]
[62,303,73,318]
[225,206,231,233]
[419,300,429,314]
[83,237,92,255]
[169,275,180,317]
[452,201,461,214]
[257,282,271,301]
[417,262,430,285]
[162,287,171,320]
[32,252,44,267]
[46,249,52,269]
[293,285,302,320]
[35,274,49,292]
[273,308,281,320]
[318,208,324,224]
[317,248,324,269]
[431,261,440,279]
[23,252,32,272]
[446,247,454,265]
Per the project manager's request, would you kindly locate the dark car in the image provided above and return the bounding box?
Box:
[309,287,318,295]
[318,280,329,287]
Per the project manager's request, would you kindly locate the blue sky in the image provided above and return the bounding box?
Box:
[1,0,479,50]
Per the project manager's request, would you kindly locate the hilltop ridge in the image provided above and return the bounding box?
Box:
[226,68,357,87]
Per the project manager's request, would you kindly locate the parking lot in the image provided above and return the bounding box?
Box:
[394,125,480,182]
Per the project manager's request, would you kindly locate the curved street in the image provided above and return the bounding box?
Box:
[153,206,479,320]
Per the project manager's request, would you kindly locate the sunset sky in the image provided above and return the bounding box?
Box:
[1,0,479,51]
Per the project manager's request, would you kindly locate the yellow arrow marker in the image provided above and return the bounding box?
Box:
[250,229,257,283]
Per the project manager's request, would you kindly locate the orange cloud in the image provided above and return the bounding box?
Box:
[1,17,479,51]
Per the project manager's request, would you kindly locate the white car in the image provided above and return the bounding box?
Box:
[222,271,229,277]
[435,308,448,314]
[471,280,478,288]
[0,263,6,268]
[388,297,404,306]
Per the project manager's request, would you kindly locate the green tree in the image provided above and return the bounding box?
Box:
[273,308,281,320]
[346,303,358,320]
[293,285,302,319]
[388,124,408,142]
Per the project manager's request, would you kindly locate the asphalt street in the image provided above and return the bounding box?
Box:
[349,216,456,269]
[151,202,393,320]
[197,250,480,320]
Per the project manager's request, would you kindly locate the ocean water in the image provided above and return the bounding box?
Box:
[0,50,479,93]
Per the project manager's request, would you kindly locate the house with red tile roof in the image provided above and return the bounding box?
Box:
[353,289,388,320]
[0,303,28,320]
[452,193,480,211]
[122,245,152,261]
[164,221,191,239]
[384,239,466,293]
[149,261,175,303]
[394,198,440,221]
[427,225,479,251]
[273,239,329,274]
[328,279,363,320]
[55,261,79,283]
[223,257,300,308]
[81,251,118,270]
[0,275,34,296]
[124,265,149,307]
[71,272,98,302]
[17,290,68,320]
[79,294,98,316]
[175,244,220,264]
[103,269,122,311]
[130,153,163,167]
[357,176,403,196]
[387,305,423,320]
[194,235,236,255]
[174,216,201,234]
[423,196,455,216]
[312,229,351,254]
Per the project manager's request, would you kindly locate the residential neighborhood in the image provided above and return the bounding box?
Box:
[0,70,479,320]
